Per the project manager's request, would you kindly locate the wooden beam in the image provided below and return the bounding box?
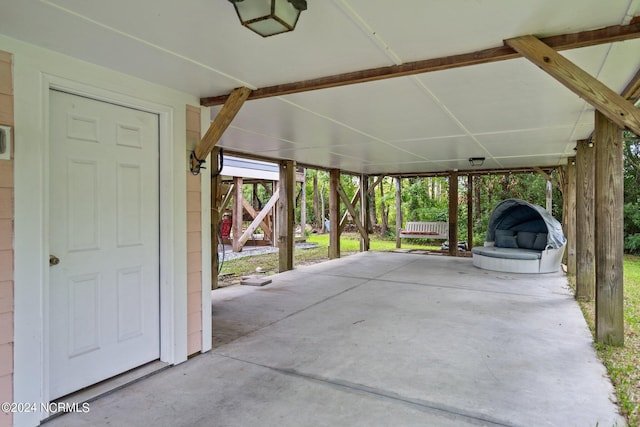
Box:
[565,158,577,275]
[201,20,640,106]
[576,140,595,300]
[300,173,307,241]
[339,188,360,235]
[278,160,295,272]
[360,174,370,252]
[395,177,402,249]
[594,110,624,345]
[232,177,243,252]
[241,198,273,242]
[239,189,279,248]
[368,175,385,195]
[191,86,251,172]
[533,166,559,189]
[329,169,340,259]
[622,67,640,104]
[467,175,473,251]
[219,183,234,214]
[211,149,221,290]
[505,35,640,135]
[448,171,459,257]
[337,184,368,244]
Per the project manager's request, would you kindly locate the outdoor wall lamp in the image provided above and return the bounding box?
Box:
[468,157,485,167]
[228,0,307,37]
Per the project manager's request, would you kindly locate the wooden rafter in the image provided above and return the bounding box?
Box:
[201,19,640,106]
[191,86,251,173]
[533,166,559,189]
[505,35,640,135]
[622,67,640,105]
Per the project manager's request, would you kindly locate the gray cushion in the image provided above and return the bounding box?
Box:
[517,231,537,249]
[472,246,542,260]
[495,229,518,248]
[533,233,548,250]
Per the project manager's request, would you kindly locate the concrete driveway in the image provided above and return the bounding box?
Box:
[47,252,624,427]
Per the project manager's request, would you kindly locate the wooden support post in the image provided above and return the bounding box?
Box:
[339,188,360,235]
[576,140,596,300]
[395,177,402,249]
[211,149,221,289]
[329,169,341,259]
[566,158,577,275]
[467,175,473,251]
[271,181,277,246]
[594,110,624,345]
[336,184,368,247]
[232,177,243,252]
[301,169,307,241]
[278,161,295,272]
[448,171,459,257]
[219,183,234,214]
[240,193,278,246]
[546,181,553,215]
[360,174,370,252]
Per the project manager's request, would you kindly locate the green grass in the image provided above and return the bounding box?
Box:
[571,256,640,426]
[306,232,442,251]
[218,232,441,286]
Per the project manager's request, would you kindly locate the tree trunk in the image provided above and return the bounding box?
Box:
[320,182,326,233]
[313,172,320,229]
[474,177,481,221]
[368,176,377,232]
[380,179,388,235]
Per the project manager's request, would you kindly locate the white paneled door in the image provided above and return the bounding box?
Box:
[49,90,160,399]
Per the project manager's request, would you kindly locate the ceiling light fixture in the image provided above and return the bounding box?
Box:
[468,157,485,167]
[228,0,307,37]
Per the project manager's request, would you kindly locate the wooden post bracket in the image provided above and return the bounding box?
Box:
[505,35,640,136]
[190,86,252,175]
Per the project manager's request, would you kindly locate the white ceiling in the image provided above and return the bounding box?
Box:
[2,0,639,175]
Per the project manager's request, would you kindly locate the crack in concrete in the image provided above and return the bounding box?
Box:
[214,353,519,427]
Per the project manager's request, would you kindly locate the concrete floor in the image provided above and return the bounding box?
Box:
[46,252,625,427]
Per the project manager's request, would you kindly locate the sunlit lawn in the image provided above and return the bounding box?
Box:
[218,232,441,282]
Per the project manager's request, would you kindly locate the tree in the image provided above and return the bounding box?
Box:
[623,132,640,253]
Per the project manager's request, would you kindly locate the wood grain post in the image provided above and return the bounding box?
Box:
[594,110,624,345]
[576,140,595,300]
[301,170,307,241]
[278,160,295,272]
[467,175,473,251]
[329,169,340,259]
[566,158,577,275]
[232,176,243,252]
[211,148,221,289]
[448,171,458,257]
[395,177,402,249]
[360,174,370,252]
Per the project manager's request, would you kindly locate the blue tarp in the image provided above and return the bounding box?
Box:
[485,199,566,249]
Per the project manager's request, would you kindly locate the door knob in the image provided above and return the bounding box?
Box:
[49,255,60,266]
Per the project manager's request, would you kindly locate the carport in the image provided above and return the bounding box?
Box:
[1,2,639,426]
[47,252,623,426]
